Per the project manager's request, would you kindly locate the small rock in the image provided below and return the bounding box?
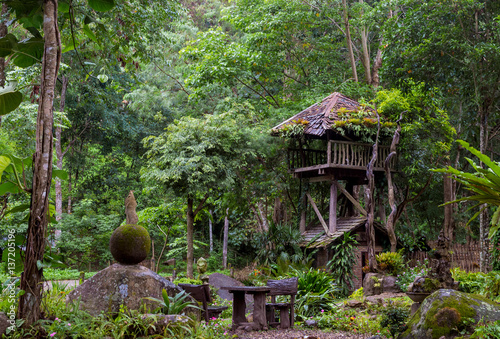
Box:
[345,299,364,308]
[304,319,317,327]
[367,336,383,339]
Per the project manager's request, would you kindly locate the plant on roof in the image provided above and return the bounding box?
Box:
[276,118,309,138]
[330,104,395,142]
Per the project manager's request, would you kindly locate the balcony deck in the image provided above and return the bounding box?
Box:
[288,140,396,180]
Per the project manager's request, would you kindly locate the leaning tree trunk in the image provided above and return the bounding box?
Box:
[18,0,60,327]
[342,0,358,82]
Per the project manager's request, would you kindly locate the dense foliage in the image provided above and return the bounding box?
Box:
[1,0,500,334]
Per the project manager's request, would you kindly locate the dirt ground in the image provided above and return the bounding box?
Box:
[231,328,382,339]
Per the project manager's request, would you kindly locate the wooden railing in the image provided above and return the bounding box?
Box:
[288,140,396,171]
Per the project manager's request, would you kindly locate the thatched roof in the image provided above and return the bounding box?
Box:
[300,217,388,248]
[272,92,376,139]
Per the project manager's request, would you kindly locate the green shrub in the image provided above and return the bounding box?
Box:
[254,222,305,266]
[173,277,202,285]
[380,305,410,338]
[293,268,339,318]
[472,320,500,338]
[376,251,404,276]
[349,287,364,300]
[452,268,500,302]
[43,268,97,281]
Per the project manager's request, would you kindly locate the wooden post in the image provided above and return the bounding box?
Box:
[329,180,337,234]
[300,188,306,234]
[327,140,332,165]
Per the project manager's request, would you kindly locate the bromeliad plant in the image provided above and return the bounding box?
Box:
[145,289,202,315]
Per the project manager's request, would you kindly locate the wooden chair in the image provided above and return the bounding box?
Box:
[265,277,298,329]
[178,283,228,322]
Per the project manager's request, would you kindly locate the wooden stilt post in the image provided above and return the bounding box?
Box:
[329,180,337,235]
[300,193,306,234]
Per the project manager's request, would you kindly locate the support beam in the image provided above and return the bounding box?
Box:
[334,181,367,216]
[327,140,332,165]
[300,193,306,234]
[306,192,329,235]
[329,180,337,234]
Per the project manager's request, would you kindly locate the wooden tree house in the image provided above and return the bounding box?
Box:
[272,92,397,288]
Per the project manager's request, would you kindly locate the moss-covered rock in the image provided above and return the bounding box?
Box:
[400,289,500,339]
[66,263,198,318]
[109,224,151,265]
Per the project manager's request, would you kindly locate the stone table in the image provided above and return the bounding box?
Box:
[221,286,270,331]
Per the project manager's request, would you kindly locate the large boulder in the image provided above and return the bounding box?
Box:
[363,273,401,296]
[66,264,195,317]
[400,289,500,339]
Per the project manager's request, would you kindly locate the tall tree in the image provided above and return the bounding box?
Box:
[142,109,257,278]
[382,0,500,269]
[18,0,61,326]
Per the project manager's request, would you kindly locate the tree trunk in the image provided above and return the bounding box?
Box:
[186,197,195,279]
[359,0,371,84]
[222,207,229,270]
[443,157,454,243]
[209,209,213,253]
[55,76,68,234]
[257,200,269,232]
[18,0,60,327]
[385,114,402,252]
[0,3,7,127]
[365,115,380,271]
[342,0,358,82]
[67,171,72,214]
[479,108,489,272]
[0,4,7,88]
[186,193,208,279]
[371,42,383,87]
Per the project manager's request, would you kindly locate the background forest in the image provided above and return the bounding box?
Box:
[1,0,499,282]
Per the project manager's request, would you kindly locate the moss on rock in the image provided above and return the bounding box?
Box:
[109,224,151,265]
[400,289,500,339]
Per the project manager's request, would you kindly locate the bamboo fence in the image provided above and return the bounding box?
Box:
[407,242,483,272]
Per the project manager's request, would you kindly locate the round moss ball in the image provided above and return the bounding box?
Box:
[109,224,151,265]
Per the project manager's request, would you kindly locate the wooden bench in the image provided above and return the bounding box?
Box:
[178,283,228,322]
[265,277,298,329]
